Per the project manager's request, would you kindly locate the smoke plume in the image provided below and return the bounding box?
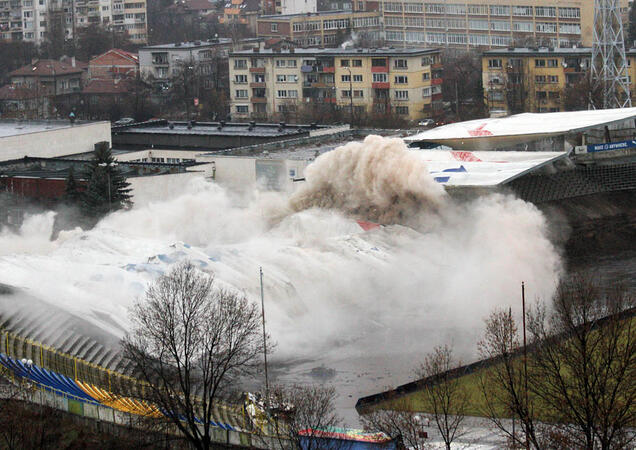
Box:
[290,135,446,225]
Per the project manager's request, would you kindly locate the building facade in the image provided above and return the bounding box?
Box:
[482,47,636,116]
[256,10,382,48]
[88,48,139,80]
[139,38,261,83]
[381,0,629,50]
[0,0,148,45]
[228,47,442,122]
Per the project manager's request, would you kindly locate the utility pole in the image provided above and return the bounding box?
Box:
[590,0,632,109]
[347,66,353,124]
[522,282,529,450]
[259,267,270,403]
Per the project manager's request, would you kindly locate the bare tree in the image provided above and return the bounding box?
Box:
[527,277,636,450]
[415,345,468,450]
[122,261,265,450]
[359,401,428,450]
[477,308,542,449]
[266,384,342,450]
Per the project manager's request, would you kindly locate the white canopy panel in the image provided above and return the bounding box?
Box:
[406,108,636,150]
[414,150,567,186]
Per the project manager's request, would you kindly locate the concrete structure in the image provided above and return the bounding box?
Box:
[381,0,629,50]
[280,0,317,15]
[0,85,47,118]
[256,10,382,47]
[111,119,346,150]
[482,47,636,115]
[0,0,148,45]
[138,38,261,83]
[0,120,111,161]
[228,47,442,122]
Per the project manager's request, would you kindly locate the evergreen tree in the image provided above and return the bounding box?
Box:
[82,142,132,219]
[63,166,82,205]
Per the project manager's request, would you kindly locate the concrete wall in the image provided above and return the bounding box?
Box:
[0,121,111,162]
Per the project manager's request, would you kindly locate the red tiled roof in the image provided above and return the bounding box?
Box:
[0,84,39,100]
[60,56,89,70]
[90,48,139,64]
[82,78,135,95]
[10,59,86,77]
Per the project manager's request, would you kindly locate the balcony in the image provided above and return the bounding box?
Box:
[431,78,443,85]
[249,67,265,73]
[250,82,265,88]
[251,96,267,103]
[371,65,388,73]
[372,82,389,89]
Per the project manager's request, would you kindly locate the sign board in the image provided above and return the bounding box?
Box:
[586,139,636,153]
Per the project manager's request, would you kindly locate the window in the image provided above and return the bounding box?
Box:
[546,59,558,68]
[513,21,533,32]
[536,22,557,33]
[253,73,265,83]
[395,90,408,99]
[489,5,510,16]
[488,59,502,68]
[535,6,556,17]
[234,59,247,69]
[559,7,580,19]
[422,87,431,97]
[548,75,559,83]
[276,59,286,67]
[535,75,546,83]
[394,75,408,84]
[373,73,387,82]
[535,59,546,67]
[271,23,278,32]
[469,19,489,30]
[342,90,350,97]
[23,10,32,17]
[395,106,409,115]
[467,4,487,15]
[488,91,504,101]
[536,91,547,99]
[393,59,407,69]
[235,74,247,83]
[512,6,532,16]
[277,90,291,98]
[353,74,362,82]
[422,72,430,80]
[288,90,298,98]
[372,58,387,67]
[341,74,351,82]
[287,59,297,67]
[491,20,510,31]
[235,89,248,98]
[236,105,249,113]
[548,91,560,99]
[352,59,362,67]
[560,23,581,35]
[341,59,350,67]
[353,90,363,97]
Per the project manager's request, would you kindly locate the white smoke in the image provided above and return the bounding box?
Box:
[0,136,562,405]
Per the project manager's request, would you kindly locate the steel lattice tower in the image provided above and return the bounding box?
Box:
[590,0,632,109]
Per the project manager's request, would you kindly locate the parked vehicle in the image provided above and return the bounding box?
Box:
[114,117,135,126]
[418,118,435,127]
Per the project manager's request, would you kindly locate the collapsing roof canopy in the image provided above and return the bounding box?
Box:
[406,108,636,150]
[415,150,567,187]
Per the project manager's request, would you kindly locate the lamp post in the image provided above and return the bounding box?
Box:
[98,162,118,211]
[346,66,353,124]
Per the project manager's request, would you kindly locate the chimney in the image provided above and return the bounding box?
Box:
[71,56,76,67]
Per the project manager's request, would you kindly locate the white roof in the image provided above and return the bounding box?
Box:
[406,108,636,150]
[415,149,567,186]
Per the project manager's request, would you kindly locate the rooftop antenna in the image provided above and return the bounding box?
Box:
[590,0,632,109]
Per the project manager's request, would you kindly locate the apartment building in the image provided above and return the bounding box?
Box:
[482,47,636,116]
[228,47,442,122]
[0,0,147,45]
[257,10,382,48]
[381,0,629,50]
[218,0,260,34]
[139,38,262,86]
